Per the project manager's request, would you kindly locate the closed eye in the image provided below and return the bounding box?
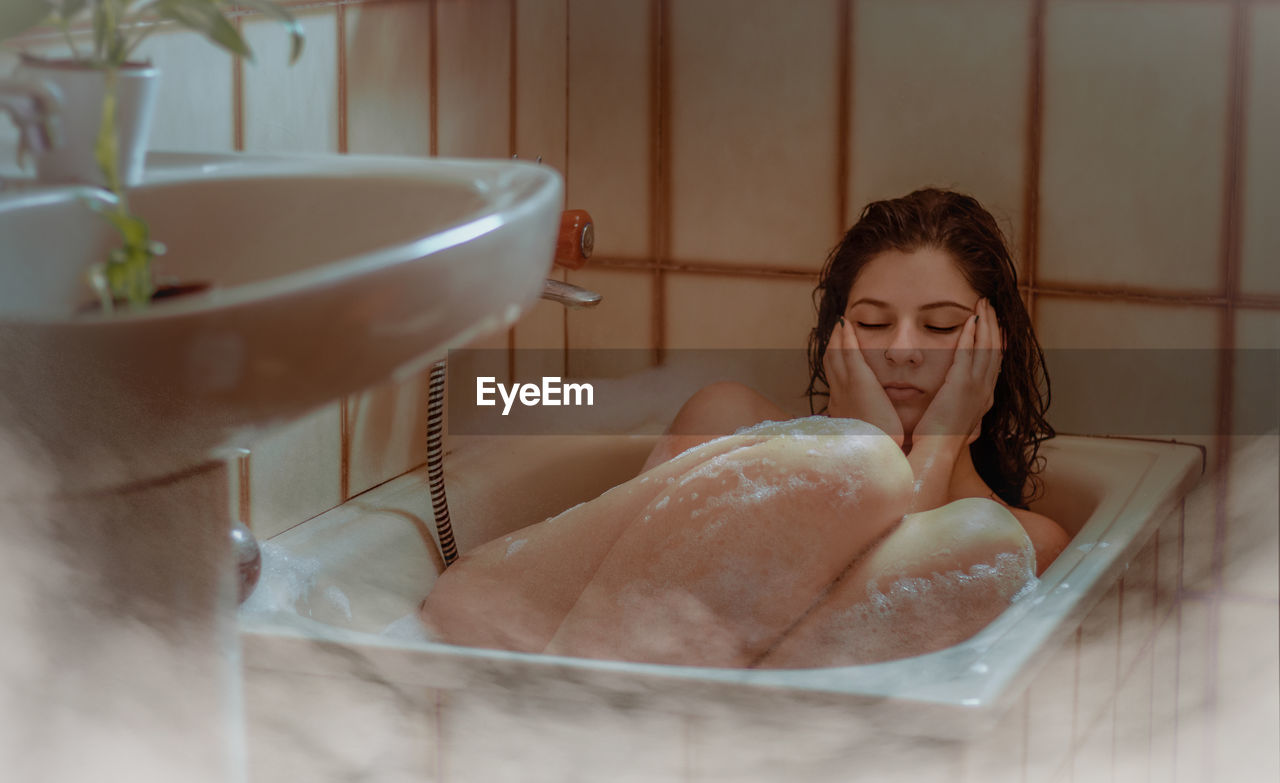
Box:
[927,325,961,333]
[856,322,888,329]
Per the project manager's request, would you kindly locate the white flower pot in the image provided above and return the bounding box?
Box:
[15,54,159,187]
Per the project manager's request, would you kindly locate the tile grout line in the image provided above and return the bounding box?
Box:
[1203,3,1250,777]
[507,0,518,380]
[563,0,572,369]
[428,0,438,157]
[574,258,1280,308]
[336,2,347,154]
[1023,0,1046,326]
[1069,626,1080,782]
[233,15,245,151]
[336,3,349,501]
[238,453,252,528]
[1172,499,1185,781]
[835,0,851,235]
[651,0,670,365]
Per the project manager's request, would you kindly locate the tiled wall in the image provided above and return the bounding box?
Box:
[5,1,1277,780]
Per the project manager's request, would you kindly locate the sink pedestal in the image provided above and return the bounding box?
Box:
[0,460,244,783]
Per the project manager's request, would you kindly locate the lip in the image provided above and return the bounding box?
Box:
[883,384,925,402]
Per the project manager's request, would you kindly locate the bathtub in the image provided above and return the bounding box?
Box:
[239,424,1202,743]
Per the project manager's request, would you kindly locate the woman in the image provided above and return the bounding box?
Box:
[421,188,1070,668]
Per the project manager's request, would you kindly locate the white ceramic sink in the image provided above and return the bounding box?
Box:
[0,152,563,492]
[0,151,561,782]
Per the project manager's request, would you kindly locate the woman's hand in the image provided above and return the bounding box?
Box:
[913,298,1003,444]
[823,317,905,446]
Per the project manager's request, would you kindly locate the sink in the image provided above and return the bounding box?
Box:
[0,152,563,492]
[0,152,562,782]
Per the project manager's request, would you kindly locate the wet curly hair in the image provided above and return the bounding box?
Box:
[805,188,1054,508]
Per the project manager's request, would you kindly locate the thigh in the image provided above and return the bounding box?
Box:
[545,417,913,667]
[418,424,804,653]
[640,381,791,473]
[754,498,1038,668]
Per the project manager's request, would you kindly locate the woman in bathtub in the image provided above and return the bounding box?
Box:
[420,188,1071,668]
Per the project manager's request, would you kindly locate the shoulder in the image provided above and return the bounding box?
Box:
[1006,507,1070,576]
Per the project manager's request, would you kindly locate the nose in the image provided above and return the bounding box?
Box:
[883,325,924,367]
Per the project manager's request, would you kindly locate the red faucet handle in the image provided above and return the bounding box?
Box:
[554,209,594,269]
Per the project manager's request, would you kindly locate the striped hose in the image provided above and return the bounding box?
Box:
[427,359,459,567]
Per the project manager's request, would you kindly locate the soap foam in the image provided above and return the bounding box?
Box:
[780,552,1037,666]
[381,612,438,643]
[238,540,321,619]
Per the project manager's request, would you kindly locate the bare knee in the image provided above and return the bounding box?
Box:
[669,382,785,438]
[642,382,786,472]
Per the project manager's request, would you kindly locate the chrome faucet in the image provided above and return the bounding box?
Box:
[0,78,63,160]
[541,208,601,308]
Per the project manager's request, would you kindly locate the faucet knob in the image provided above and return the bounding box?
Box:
[554,209,594,269]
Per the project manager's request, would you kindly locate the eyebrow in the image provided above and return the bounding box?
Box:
[848,298,974,313]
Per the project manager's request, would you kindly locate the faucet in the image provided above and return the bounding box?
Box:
[541,208,601,307]
[0,78,63,165]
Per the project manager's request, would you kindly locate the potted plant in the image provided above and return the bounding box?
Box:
[0,0,304,310]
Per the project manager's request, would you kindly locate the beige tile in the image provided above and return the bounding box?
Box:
[960,692,1025,783]
[668,0,840,270]
[1175,597,1213,783]
[1113,646,1153,783]
[565,267,655,378]
[1240,5,1280,297]
[245,667,437,782]
[514,0,567,173]
[243,7,340,153]
[248,402,344,539]
[439,688,685,783]
[1076,583,1120,743]
[345,1,433,156]
[1119,535,1157,679]
[1221,433,1279,600]
[1026,638,1078,783]
[566,0,651,258]
[665,273,818,415]
[133,27,235,152]
[688,710,959,783]
[346,369,431,499]
[666,273,818,350]
[1149,613,1179,783]
[1180,474,1219,594]
[1154,505,1181,622]
[1039,1,1231,292]
[1233,309,1280,442]
[436,0,510,158]
[851,0,1031,274]
[512,281,567,383]
[442,326,510,443]
[1213,600,1280,783]
[1034,299,1220,442]
[1071,700,1114,783]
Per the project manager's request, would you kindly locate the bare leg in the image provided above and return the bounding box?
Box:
[754,497,1037,668]
[640,381,790,473]
[544,417,914,667]
[419,423,799,652]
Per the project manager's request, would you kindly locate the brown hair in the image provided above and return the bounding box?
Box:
[805,188,1054,508]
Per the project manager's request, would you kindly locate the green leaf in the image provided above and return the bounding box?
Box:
[155,0,250,58]
[0,0,53,43]
[232,0,304,64]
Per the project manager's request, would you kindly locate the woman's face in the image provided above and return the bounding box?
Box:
[843,247,981,435]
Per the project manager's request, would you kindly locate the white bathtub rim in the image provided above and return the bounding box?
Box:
[240,435,1203,739]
